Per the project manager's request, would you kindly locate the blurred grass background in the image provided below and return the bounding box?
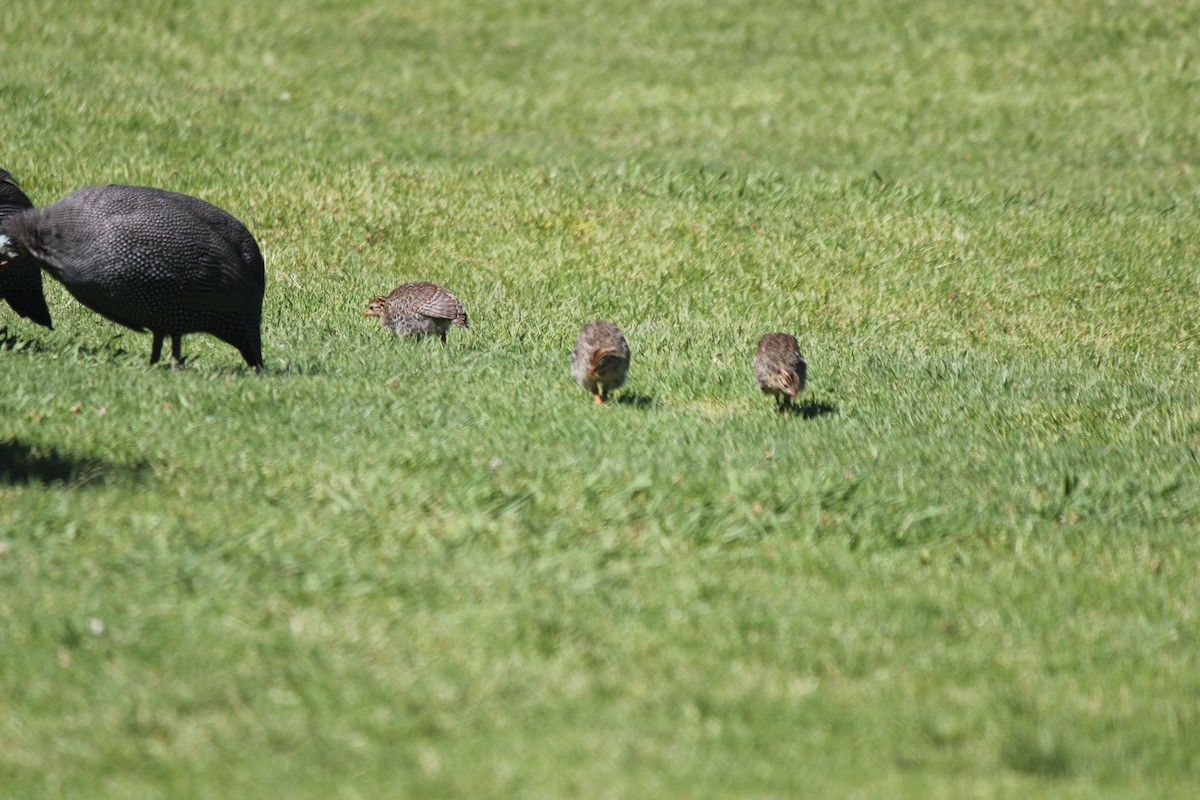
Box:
[2,0,1199,796]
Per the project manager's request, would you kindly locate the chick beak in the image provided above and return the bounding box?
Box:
[781,369,798,397]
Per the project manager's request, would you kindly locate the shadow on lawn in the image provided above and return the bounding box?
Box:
[67,333,133,363]
[0,326,50,353]
[0,439,138,487]
[785,398,838,419]
[615,393,657,409]
[263,359,330,376]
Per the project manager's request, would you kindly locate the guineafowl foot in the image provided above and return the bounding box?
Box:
[149,333,187,367]
[237,349,264,370]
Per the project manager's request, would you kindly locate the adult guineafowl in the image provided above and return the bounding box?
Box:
[0,169,53,328]
[0,184,264,368]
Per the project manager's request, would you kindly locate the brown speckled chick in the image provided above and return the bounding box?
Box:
[753,333,806,412]
[364,281,468,346]
[571,320,630,405]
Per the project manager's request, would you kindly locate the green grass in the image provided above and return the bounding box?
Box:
[3,0,1200,796]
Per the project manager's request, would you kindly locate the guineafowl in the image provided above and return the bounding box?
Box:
[0,169,52,328]
[364,281,468,346]
[0,184,265,368]
[753,332,806,412]
[571,320,630,404]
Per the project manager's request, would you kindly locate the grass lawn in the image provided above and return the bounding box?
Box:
[2,0,1199,796]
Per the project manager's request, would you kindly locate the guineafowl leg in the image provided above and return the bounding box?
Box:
[170,335,184,369]
[150,333,164,365]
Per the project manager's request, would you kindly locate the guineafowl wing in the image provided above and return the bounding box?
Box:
[166,225,265,317]
[390,281,462,322]
[415,291,462,322]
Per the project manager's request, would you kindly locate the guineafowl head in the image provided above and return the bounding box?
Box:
[0,232,27,268]
[588,347,625,379]
[778,368,801,397]
[363,296,388,318]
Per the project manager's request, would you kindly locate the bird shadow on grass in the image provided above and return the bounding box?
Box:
[785,398,839,419]
[0,326,50,353]
[68,336,133,364]
[615,393,658,409]
[0,439,141,487]
[262,359,328,377]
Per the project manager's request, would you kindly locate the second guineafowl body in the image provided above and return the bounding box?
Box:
[571,320,630,404]
[364,281,468,346]
[0,184,265,368]
[0,169,53,328]
[753,332,806,412]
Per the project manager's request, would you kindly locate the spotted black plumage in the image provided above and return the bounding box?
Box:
[0,184,265,368]
[0,168,52,328]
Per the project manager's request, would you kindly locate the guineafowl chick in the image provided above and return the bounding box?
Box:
[364,281,468,346]
[571,320,630,405]
[0,169,52,328]
[0,184,265,369]
[754,333,806,412]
